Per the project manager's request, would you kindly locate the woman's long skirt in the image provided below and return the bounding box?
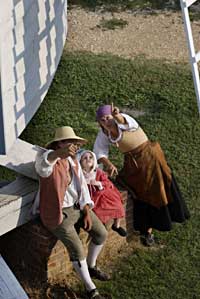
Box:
[117,141,190,234]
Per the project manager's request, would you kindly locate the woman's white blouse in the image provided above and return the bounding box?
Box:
[93,113,139,160]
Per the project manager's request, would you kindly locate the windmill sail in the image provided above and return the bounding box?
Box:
[0,0,68,154]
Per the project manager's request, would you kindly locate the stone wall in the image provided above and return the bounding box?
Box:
[0,190,134,286]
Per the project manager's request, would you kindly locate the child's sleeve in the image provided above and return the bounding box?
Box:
[97,169,113,189]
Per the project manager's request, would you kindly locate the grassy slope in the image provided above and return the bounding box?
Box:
[18,52,200,298]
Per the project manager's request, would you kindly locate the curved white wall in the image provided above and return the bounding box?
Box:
[0,0,67,154]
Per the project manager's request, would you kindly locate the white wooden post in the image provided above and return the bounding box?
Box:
[180,0,200,114]
[0,0,68,154]
[0,255,28,299]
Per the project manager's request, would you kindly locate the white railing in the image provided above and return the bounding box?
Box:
[180,0,200,114]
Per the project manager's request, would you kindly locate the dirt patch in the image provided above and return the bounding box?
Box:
[66,7,200,63]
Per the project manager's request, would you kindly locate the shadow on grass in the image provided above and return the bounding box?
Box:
[68,0,181,12]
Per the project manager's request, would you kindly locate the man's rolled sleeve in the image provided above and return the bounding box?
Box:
[35,150,59,177]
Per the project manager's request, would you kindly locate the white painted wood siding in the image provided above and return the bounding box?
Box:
[0,0,67,154]
[0,255,28,299]
[0,138,45,180]
[0,176,38,236]
[0,139,45,235]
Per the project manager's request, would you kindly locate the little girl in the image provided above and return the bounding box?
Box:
[78,150,127,237]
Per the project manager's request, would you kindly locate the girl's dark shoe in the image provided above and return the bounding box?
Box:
[111,224,127,237]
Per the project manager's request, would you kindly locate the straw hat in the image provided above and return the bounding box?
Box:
[46,126,87,147]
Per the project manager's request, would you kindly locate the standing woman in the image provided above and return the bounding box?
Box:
[93,104,190,246]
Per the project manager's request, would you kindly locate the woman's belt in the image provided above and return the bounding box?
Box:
[124,140,150,168]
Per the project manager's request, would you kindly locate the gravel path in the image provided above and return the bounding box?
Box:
[66,7,200,63]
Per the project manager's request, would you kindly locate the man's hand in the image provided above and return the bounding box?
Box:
[48,143,78,162]
[83,205,92,231]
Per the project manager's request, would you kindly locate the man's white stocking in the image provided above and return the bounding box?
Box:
[72,259,96,291]
[87,241,104,268]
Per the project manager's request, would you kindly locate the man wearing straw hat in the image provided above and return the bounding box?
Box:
[35,126,109,299]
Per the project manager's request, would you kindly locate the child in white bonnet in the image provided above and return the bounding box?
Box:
[78,149,126,237]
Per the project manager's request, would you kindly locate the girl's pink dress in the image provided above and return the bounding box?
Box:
[88,168,125,224]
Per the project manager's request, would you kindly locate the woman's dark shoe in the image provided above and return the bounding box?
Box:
[111,224,127,237]
[144,233,155,247]
[88,266,111,281]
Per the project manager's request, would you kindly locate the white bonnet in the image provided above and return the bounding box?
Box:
[76,149,98,172]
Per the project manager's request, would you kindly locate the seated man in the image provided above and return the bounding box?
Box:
[34,126,110,299]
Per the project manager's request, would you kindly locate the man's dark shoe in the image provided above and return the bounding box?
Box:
[111,224,127,237]
[88,266,111,281]
[87,288,101,299]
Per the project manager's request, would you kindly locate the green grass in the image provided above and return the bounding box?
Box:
[68,0,181,12]
[4,51,200,298]
[189,11,200,22]
[97,18,128,30]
